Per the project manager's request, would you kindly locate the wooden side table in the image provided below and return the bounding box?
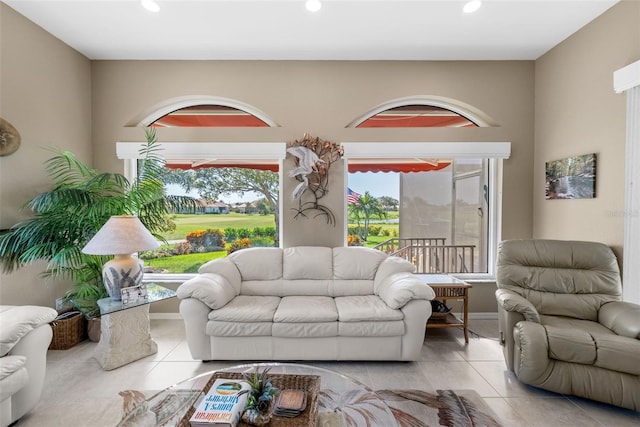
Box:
[418,274,472,343]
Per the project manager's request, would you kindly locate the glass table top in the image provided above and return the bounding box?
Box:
[117,362,399,427]
[97,283,176,316]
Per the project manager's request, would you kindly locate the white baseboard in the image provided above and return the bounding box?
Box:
[468,312,498,320]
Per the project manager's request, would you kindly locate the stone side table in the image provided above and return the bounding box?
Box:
[94,284,176,370]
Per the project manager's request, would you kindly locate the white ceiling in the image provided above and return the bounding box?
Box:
[3,0,619,60]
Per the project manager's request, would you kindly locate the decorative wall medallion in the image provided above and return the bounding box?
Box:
[0,118,21,157]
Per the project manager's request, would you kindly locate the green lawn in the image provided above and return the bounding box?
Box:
[147,212,399,273]
[145,250,226,273]
[162,213,276,240]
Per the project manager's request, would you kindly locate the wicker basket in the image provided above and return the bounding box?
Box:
[49,310,88,350]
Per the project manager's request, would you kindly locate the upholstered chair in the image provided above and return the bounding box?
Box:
[495,239,640,411]
[0,305,57,427]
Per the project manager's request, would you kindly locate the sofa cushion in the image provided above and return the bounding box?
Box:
[335,296,403,322]
[207,321,272,337]
[545,325,597,365]
[330,280,374,297]
[0,356,28,401]
[339,321,404,337]
[209,295,281,322]
[540,315,613,336]
[274,296,338,322]
[283,247,333,280]
[0,305,57,356]
[593,333,640,375]
[241,280,283,296]
[273,322,338,338]
[496,239,622,321]
[544,321,640,376]
[282,280,332,296]
[228,247,283,281]
[333,247,387,280]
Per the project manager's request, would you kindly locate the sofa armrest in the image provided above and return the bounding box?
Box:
[0,305,57,356]
[599,301,640,339]
[495,289,540,323]
[373,257,415,292]
[197,258,242,293]
[176,273,237,309]
[376,273,436,309]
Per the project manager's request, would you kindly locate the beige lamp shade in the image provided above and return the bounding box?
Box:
[82,215,160,301]
[82,215,160,255]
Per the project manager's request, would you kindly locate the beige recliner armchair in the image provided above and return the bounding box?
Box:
[495,239,640,411]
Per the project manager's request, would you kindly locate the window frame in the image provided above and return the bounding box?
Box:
[342,142,510,281]
[119,140,509,283]
[118,141,286,284]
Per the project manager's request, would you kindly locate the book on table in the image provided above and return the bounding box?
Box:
[189,378,250,427]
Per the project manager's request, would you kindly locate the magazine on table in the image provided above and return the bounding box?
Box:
[189,378,250,427]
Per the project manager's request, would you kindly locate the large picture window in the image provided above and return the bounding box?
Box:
[344,142,509,279]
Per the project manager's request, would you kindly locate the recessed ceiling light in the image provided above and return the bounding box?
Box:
[306,0,322,13]
[463,0,482,14]
[141,0,160,13]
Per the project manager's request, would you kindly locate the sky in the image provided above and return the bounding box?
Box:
[347,172,399,200]
[165,172,400,203]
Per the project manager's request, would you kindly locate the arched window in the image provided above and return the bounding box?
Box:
[122,98,282,278]
[344,97,506,277]
[356,105,477,128]
[150,104,271,127]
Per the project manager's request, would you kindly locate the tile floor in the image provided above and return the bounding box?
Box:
[14,319,640,427]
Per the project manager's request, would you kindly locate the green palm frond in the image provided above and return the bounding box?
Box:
[43,149,98,187]
[0,128,195,311]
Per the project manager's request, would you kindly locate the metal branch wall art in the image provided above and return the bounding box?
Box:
[287,133,344,225]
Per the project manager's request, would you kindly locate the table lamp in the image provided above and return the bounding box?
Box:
[82,215,160,301]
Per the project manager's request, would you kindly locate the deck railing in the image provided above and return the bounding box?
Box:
[373,238,475,273]
[372,237,447,254]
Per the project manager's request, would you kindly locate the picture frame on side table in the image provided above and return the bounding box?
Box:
[121,283,148,304]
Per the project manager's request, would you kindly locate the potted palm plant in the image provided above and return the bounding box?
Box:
[0,128,193,328]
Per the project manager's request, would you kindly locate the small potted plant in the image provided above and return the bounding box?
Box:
[241,368,279,426]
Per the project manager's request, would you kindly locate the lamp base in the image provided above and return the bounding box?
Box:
[102,255,144,301]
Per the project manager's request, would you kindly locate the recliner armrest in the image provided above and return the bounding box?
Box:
[176,273,237,309]
[496,289,540,323]
[599,301,640,339]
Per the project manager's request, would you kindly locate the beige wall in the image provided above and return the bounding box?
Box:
[91,60,535,246]
[90,60,534,314]
[27,0,640,313]
[533,0,640,267]
[0,4,92,306]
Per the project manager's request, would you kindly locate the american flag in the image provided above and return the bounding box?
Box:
[347,188,362,204]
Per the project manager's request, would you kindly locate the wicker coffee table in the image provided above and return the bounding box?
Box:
[117,362,398,427]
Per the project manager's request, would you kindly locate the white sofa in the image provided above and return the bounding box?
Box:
[177,246,436,361]
[0,305,57,427]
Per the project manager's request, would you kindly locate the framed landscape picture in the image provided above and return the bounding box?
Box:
[545,153,596,200]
